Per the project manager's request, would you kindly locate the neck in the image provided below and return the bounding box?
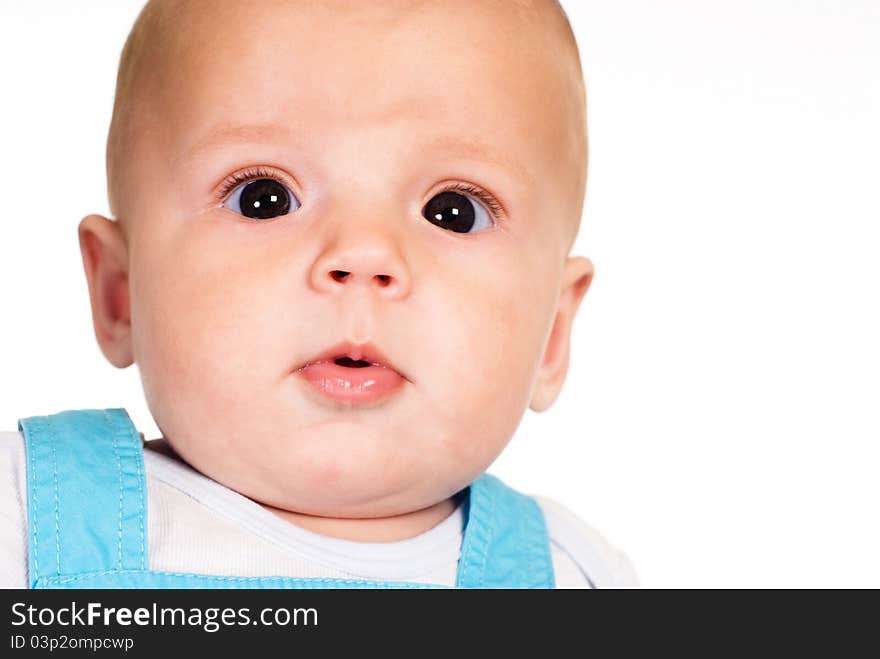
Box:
[144,437,463,543]
[258,495,461,543]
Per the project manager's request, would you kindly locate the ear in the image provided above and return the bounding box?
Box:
[78,214,133,368]
[529,256,594,412]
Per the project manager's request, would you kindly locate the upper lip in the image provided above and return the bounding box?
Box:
[296,341,404,377]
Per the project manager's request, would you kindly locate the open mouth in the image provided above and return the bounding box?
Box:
[297,341,403,376]
[333,357,373,368]
[295,341,407,404]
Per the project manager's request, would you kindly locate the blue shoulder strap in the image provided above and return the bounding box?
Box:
[18,409,148,585]
[456,473,555,589]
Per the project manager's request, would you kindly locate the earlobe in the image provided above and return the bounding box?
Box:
[78,214,134,368]
[529,256,594,413]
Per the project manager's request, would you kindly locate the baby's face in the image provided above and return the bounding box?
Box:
[87,0,591,517]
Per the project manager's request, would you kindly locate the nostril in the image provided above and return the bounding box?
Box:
[328,271,394,286]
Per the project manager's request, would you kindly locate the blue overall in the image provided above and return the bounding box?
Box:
[18,409,555,589]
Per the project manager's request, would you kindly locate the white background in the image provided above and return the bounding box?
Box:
[1,1,878,588]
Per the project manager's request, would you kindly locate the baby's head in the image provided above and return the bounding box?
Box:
[79,0,593,520]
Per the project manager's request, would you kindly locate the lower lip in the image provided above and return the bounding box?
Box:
[296,361,406,403]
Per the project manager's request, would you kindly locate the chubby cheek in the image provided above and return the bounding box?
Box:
[424,247,555,473]
[129,224,289,441]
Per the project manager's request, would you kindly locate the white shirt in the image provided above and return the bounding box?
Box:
[0,431,638,588]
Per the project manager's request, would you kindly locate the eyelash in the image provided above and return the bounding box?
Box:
[215,167,506,220]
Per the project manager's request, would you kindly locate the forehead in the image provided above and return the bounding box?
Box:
[151,0,575,187]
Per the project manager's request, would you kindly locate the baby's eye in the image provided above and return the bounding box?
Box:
[221,176,301,220]
[422,187,497,234]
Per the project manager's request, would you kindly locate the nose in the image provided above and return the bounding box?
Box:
[309,222,412,299]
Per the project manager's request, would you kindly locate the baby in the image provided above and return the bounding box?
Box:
[0,0,636,588]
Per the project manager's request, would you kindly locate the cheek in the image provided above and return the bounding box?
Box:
[420,247,554,464]
[471,244,555,375]
[128,225,290,410]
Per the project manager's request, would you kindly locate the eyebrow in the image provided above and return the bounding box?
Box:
[185,123,295,160]
[423,134,533,185]
[185,122,532,184]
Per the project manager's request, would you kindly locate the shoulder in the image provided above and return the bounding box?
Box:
[534,494,640,588]
[0,431,28,588]
[0,430,25,467]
